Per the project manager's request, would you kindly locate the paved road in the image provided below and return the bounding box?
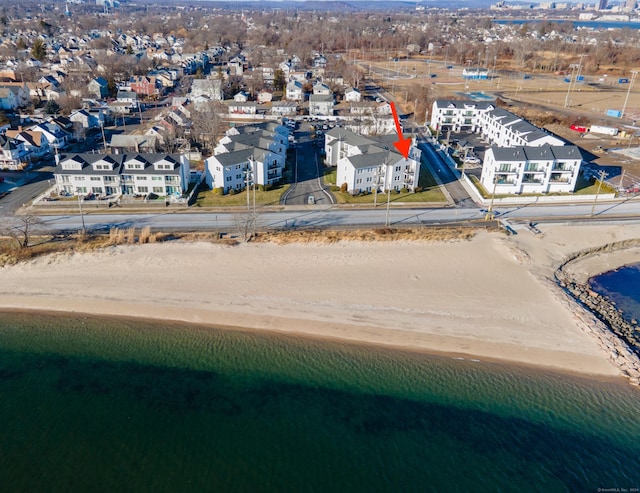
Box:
[26,197,640,234]
[281,123,335,206]
[417,139,476,208]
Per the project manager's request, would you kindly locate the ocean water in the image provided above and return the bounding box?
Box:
[0,310,639,493]
[590,262,640,325]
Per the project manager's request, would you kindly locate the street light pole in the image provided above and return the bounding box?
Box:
[621,70,638,118]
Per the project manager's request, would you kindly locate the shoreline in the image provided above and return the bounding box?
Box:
[0,301,624,383]
[1,224,639,382]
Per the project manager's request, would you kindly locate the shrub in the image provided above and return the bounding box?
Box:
[401,187,409,194]
[330,185,340,192]
[229,189,237,195]
[214,187,225,195]
[340,182,348,193]
[139,226,152,244]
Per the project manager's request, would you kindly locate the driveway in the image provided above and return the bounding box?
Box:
[281,122,335,206]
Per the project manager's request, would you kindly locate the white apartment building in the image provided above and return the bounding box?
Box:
[324,127,422,194]
[430,100,564,147]
[205,122,289,193]
[482,145,583,195]
[54,153,190,197]
[430,100,580,194]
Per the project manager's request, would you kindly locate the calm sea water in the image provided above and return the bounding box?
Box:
[1,310,639,493]
[590,262,640,324]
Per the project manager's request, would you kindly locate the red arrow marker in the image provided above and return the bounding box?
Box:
[390,101,411,159]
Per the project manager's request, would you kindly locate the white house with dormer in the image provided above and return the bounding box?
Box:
[0,135,29,170]
[309,94,334,116]
[5,128,51,161]
[344,87,361,102]
[286,80,304,101]
[312,81,331,95]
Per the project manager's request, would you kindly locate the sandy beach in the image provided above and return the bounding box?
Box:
[1,222,639,377]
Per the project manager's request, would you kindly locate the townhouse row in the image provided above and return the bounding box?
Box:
[54,153,190,198]
[430,100,582,194]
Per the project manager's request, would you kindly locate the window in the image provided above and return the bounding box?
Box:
[153,187,163,193]
[90,177,101,181]
[395,166,400,172]
[152,176,162,181]
[92,187,101,193]
[138,186,148,193]
[135,176,146,181]
[226,176,232,182]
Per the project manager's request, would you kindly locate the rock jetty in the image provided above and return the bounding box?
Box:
[556,240,640,387]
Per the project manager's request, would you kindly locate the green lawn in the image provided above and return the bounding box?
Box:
[469,174,617,199]
[573,176,617,195]
[193,184,290,207]
[322,161,446,204]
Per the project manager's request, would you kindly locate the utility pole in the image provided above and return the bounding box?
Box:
[485,174,498,221]
[245,161,252,211]
[100,121,107,152]
[385,161,392,226]
[564,63,578,109]
[373,164,381,206]
[493,55,497,84]
[621,70,638,118]
[77,191,86,234]
[590,170,608,217]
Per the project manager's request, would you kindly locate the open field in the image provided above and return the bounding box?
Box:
[364,55,640,188]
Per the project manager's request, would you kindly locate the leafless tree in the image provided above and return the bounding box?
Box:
[190,101,225,155]
[0,215,45,249]
[234,210,259,242]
